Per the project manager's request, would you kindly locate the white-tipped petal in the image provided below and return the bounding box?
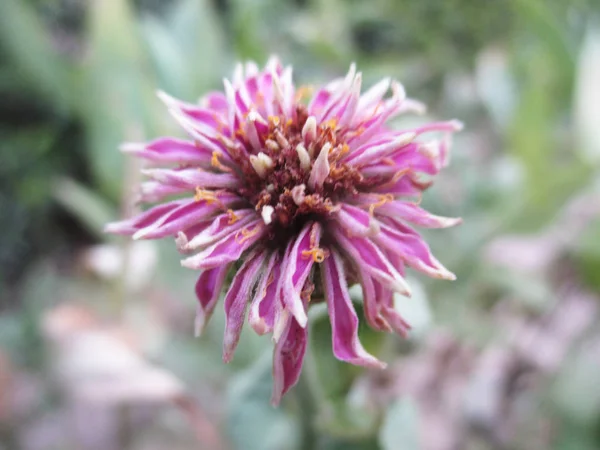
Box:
[302,116,317,144]
[308,143,331,190]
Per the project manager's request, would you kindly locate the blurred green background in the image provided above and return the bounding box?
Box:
[1,0,600,449]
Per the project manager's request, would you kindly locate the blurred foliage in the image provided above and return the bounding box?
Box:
[1,0,600,449]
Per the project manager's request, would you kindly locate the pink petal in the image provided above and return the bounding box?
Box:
[321,250,386,368]
[141,167,240,190]
[331,225,411,295]
[271,314,308,405]
[278,222,322,328]
[248,252,281,335]
[194,264,231,336]
[104,199,187,235]
[130,194,240,240]
[120,137,220,166]
[183,209,257,251]
[373,220,455,280]
[180,220,266,270]
[223,249,266,363]
[375,201,462,228]
[330,204,380,237]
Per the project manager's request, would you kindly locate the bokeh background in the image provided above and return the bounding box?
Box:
[1,0,600,449]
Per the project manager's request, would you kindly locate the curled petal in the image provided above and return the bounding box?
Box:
[141,168,240,190]
[194,265,230,336]
[321,250,386,368]
[181,220,266,270]
[344,132,416,167]
[373,220,455,280]
[248,252,281,335]
[158,91,230,137]
[183,209,256,251]
[223,249,266,362]
[120,137,220,166]
[331,204,380,237]
[130,194,240,240]
[105,199,186,235]
[271,314,308,406]
[375,201,462,229]
[332,225,411,296]
[308,143,331,190]
[279,222,322,328]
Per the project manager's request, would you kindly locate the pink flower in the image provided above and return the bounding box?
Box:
[106,58,462,404]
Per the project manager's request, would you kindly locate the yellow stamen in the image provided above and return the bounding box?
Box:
[294,85,314,103]
[235,225,261,243]
[194,187,219,205]
[369,194,394,216]
[227,209,240,224]
[211,151,232,172]
[325,118,338,130]
[301,247,327,263]
[268,115,281,127]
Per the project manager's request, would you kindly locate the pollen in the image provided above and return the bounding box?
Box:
[227,209,240,224]
[301,247,328,263]
[194,187,219,204]
[235,224,261,243]
[211,151,232,172]
[369,194,394,215]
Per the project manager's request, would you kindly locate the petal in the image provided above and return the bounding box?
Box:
[137,181,188,203]
[372,220,455,280]
[248,252,281,335]
[344,133,416,167]
[331,225,411,296]
[104,199,187,235]
[194,264,230,336]
[222,249,266,362]
[308,143,331,190]
[321,250,386,368]
[278,222,322,328]
[181,220,266,270]
[330,204,380,237]
[141,167,239,190]
[120,137,219,167]
[271,314,308,406]
[375,201,462,229]
[183,209,256,251]
[131,194,241,240]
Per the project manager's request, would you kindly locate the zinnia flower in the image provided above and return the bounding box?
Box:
[106,57,462,404]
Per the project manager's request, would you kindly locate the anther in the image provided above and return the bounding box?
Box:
[302,116,317,144]
[261,205,274,225]
[249,152,275,178]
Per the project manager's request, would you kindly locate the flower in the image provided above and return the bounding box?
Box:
[106,57,462,404]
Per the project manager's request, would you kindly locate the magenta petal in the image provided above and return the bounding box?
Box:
[332,225,411,296]
[104,199,186,235]
[121,137,217,167]
[131,194,240,240]
[142,168,240,190]
[279,222,322,328]
[271,314,308,406]
[331,204,380,237]
[222,249,266,363]
[321,250,386,368]
[375,201,462,229]
[194,264,230,336]
[183,209,256,250]
[248,252,281,335]
[181,220,266,270]
[373,221,455,280]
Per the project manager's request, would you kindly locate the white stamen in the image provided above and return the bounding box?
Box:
[261,205,275,225]
[249,152,274,178]
[295,144,311,171]
[265,139,280,152]
[291,184,306,206]
[302,116,317,144]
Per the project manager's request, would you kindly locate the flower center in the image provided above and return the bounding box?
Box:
[229,105,364,238]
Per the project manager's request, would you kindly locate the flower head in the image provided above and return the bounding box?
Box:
[106,57,462,404]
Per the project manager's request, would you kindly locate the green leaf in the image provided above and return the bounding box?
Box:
[378,398,419,450]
